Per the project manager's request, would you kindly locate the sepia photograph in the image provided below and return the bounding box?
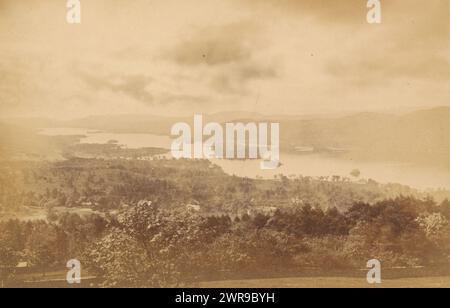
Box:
[0,0,449,294]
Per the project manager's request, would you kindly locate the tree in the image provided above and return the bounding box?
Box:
[84,228,154,287]
[24,222,62,275]
[416,213,448,237]
[86,202,213,287]
[350,169,361,179]
[0,234,19,287]
[439,199,450,218]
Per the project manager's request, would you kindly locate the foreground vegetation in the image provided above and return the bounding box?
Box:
[1,192,450,286]
[1,157,450,287]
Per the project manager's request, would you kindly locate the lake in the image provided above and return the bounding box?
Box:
[38,127,172,149]
[38,128,450,190]
[211,155,450,190]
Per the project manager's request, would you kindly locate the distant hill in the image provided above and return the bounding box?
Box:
[279,107,450,166]
[0,123,80,160]
[2,107,450,166]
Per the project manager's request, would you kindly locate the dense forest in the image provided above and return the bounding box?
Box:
[1,196,450,287]
[0,156,443,217]
[1,157,450,286]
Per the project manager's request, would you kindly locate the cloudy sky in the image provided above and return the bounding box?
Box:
[0,0,448,118]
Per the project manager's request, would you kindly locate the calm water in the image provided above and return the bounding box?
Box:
[38,128,450,190]
[38,127,172,149]
[211,155,450,190]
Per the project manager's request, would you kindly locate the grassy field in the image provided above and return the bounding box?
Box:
[197,276,450,288]
[0,206,47,222]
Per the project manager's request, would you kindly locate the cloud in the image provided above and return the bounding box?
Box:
[239,0,368,24]
[168,22,258,66]
[79,72,155,105]
[211,63,277,94]
[78,70,211,107]
[158,93,209,105]
[0,65,20,108]
[0,0,448,117]
[322,0,450,86]
[327,52,450,86]
[0,57,40,113]
[165,21,278,95]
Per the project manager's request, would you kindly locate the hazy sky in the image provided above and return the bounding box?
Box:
[0,0,448,118]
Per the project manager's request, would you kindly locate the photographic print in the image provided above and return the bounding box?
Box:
[0,0,449,294]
